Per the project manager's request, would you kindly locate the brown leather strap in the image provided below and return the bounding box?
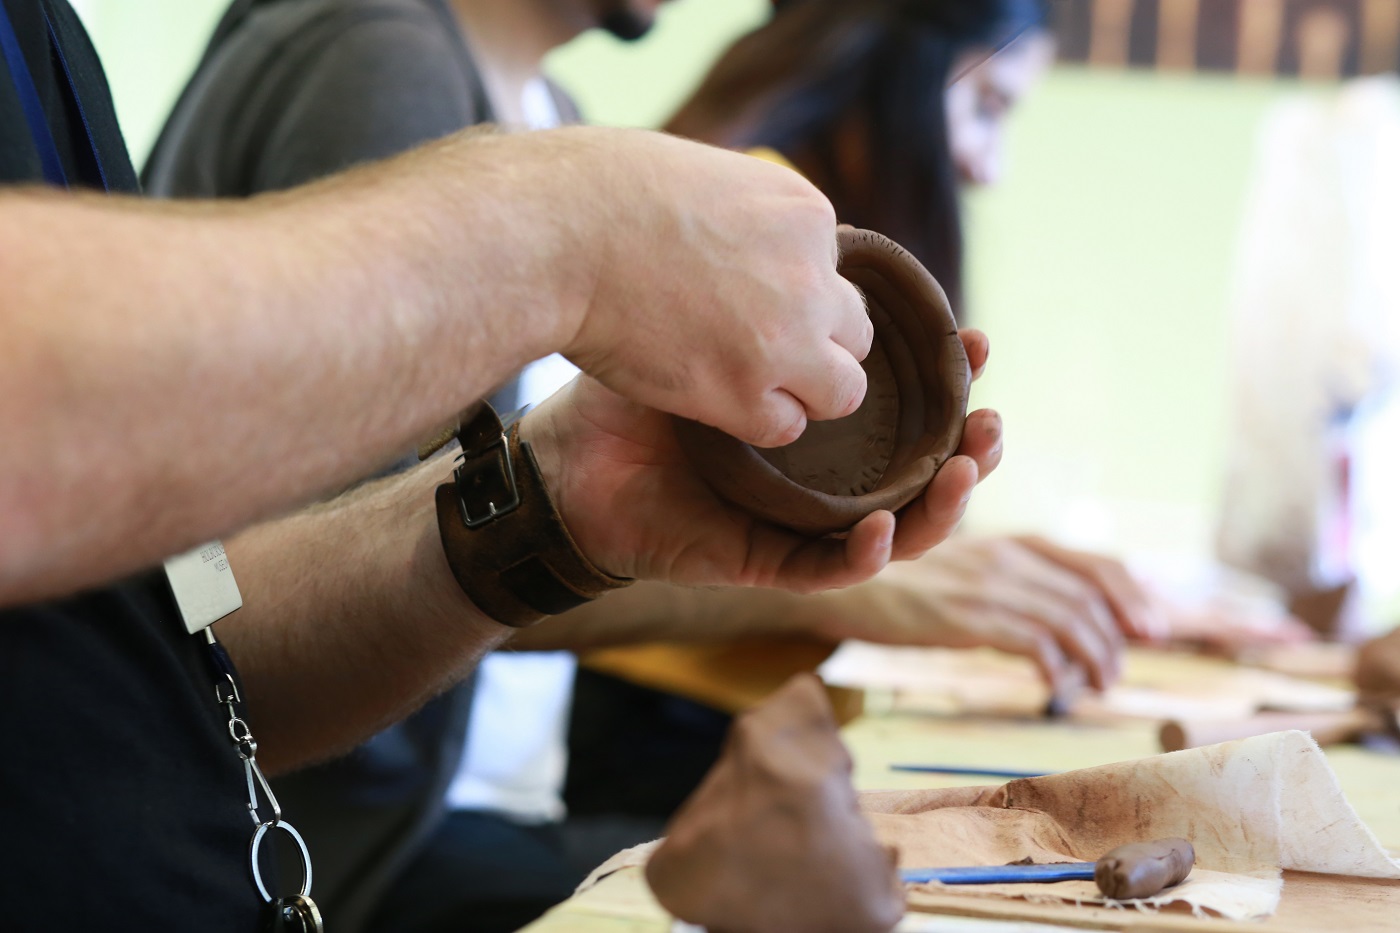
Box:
[436,404,632,627]
[417,402,483,462]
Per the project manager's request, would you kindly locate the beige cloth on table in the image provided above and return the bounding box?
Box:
[867,730,1400,921]
[818,643,1355,721]
[581,732,1400,923]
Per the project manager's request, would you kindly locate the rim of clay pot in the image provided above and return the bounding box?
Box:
[674,227,970,536]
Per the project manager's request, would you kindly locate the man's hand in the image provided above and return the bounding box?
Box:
[520,330,1000,594]
[558,130,872,449]
[803,536,1148,694]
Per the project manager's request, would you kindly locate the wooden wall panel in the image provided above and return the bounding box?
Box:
[1053,0,1397,78]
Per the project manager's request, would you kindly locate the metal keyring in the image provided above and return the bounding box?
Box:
[249,819,314,902]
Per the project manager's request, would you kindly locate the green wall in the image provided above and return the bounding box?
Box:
[78,1,1303,559]
[958,69,1294,552]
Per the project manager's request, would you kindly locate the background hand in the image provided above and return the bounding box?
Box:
[1162,601,1314,652]
[803,535,1141,694]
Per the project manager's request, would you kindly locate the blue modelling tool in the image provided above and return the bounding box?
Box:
[900,863,1096,885]
[889,764,1053,779]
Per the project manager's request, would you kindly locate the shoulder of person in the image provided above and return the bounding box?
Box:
[242,0,462,54]
[237,0,485,117]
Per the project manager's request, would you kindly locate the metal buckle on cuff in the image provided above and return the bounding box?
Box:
[454,431,521,528]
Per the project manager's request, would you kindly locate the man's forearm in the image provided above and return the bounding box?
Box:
[215,458,510,775]
[0,131,593,606]
[2,123,908,606]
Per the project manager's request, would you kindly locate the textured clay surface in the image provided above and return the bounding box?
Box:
[1094,838,1195,899]
[645,674,904,933]
[756,336,901,496]
[674,226,970,535]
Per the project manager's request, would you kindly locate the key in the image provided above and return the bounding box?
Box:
[260,895,323,933]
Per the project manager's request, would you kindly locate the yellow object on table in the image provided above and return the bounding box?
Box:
[583,635,864,724]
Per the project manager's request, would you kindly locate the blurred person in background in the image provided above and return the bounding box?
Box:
[665,0,1056,312]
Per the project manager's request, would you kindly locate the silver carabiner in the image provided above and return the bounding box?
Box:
[243,755,282,826]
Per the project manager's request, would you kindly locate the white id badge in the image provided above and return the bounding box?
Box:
[163,541,243,634]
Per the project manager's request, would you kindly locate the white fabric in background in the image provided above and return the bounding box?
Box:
[520,75,560,131]
[445,650,578,822]
[517,352,581,410]
[1217,77,1400,629]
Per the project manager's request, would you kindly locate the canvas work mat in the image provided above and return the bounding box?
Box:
[818,644,1354,721]
[863,730,1400,921]
[579,732,1399,924]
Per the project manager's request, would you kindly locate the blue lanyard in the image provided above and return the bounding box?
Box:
[0,0,106,190]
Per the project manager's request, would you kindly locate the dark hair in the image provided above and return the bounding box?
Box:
[666,0,1048,316]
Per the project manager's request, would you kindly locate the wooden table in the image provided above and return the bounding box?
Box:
[520,651,1400,932]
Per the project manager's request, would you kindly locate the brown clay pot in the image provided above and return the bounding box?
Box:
[675,226,970,535]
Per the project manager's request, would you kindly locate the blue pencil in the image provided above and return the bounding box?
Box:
[901,863,1096,885]
[890,764,1053,779]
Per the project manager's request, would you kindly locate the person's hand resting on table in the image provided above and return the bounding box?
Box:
[793,535,1312,697]
[794,535,1151,695]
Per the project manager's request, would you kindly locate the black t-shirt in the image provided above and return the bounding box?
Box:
[0,0,133,190]
[142,0,498,199]
[0,1,258,927]
[0,576,260,929]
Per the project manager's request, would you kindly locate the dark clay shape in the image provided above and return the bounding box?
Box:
[645,674,904,933]
[1355,628,1400,705]
[674,227,970,535]
[1093,838,1195,900]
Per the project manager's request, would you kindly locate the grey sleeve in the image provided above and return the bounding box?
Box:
[252,12,484,193]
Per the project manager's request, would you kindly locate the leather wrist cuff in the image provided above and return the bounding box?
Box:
[435,403,632,628]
